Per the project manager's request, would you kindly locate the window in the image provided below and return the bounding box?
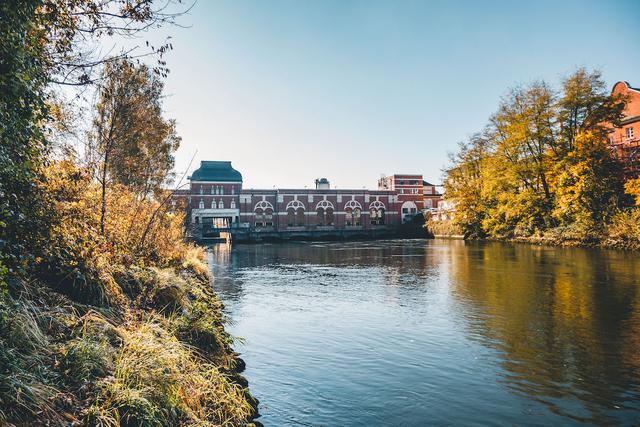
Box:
[264,209,273,227]
[345,207,353,226]
[218,199,224,209]
[231,186,235,195]
[198,199,204,209]
[287,208,296,226]
[627,127,635,139]
[255,208,265,227]
[230,199,236,209]
[354,208,361,226]
[220,186,224,195]
[296,207,305,226]
[210,186,215,195]
[199,186,203,195]
[316,207,334,226]
[211,200,216,209]
[402,207,409,214]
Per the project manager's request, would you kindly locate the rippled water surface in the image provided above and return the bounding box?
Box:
[207,239,640,426]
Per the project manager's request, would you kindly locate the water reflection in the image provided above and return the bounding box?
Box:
[208,240,640,426]
[448,242,640,424]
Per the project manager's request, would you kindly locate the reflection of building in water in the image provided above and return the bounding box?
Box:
[173,161,442,239]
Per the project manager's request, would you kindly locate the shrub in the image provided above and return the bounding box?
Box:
[605,209,640,250]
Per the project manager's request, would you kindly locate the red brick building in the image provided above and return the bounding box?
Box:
[608,81,640,177]
[175,162,440,236]
[377,174,443,222]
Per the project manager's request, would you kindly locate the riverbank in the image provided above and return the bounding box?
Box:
[1,247,261,426]
[427,212,640,251]
[1,163,260,426]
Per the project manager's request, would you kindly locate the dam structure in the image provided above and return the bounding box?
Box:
[172,161,442,242]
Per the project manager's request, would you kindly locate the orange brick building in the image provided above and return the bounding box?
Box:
[608,81,640,177]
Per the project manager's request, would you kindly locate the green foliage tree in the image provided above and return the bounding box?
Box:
[0,1,50,282]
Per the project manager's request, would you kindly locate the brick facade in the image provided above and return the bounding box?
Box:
[608,81,640,178]
[173,162,441,234]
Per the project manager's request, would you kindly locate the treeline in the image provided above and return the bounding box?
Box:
[1,1,258,425]
[438,69,640,249]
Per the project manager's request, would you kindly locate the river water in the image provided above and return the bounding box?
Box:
[207,239,640,426]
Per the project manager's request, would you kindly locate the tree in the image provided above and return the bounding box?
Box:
[441,68,628,240]
[0,1,51,281]
[557,68,625,152]
[483,82,557,234]
[550,132,625,228]
[443,134,489,238]
[1,0,185,279]
[91,59,181,234]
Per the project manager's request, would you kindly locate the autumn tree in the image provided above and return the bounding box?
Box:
[442,68,628,241]
[481,82,557,236]
[1,0,185,278]
[91,59,181,234]
[444,134,490,238]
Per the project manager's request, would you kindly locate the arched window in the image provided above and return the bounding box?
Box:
[287,208,296,226]
[285,200,305,227]
[344,200,362,226]
[198,199,204,209]
[210,186,215,195]
[315,200,335,226]
[325,207,334,226]
[254,201,274,228]
[218,199,224,209]
[296,207,305,226]
[345,207,353,226]
[230,199,236,209]
[220,186,224,195]
[264,209,273,227]
[369,201,386,225]
[255,208,264,227]
[316,207,325,225]
[254,200,274,211]
[211,200,216,209]
[354,208,361,226]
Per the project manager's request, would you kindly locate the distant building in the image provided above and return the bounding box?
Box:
[608,81,640,178]
[377,174,443,222]
[173,162,441,238]
[422,180,443,210]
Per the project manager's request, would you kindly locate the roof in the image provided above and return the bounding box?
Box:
[189,161,243,182]
[613,81,640,94]
[422,180,434,186]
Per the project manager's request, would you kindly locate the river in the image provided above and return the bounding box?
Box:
[207,239,640,426]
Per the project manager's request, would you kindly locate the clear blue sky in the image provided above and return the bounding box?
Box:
[151,0,640,189]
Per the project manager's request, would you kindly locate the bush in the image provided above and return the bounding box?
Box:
[605,209,640,250]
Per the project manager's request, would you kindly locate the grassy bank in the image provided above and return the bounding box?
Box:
[427,209,640,251]
[0,164,260,426]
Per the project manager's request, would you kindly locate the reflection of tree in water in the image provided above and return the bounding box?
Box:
[447,241,640,424]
